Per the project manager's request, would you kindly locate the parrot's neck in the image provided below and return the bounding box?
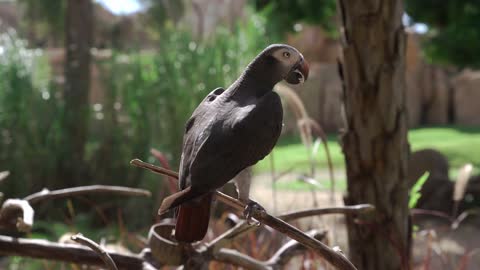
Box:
[230,55,282,98]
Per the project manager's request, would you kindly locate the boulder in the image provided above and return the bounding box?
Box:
[408,148,450,188]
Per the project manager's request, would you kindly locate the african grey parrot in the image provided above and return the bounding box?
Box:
[159,44,309,243]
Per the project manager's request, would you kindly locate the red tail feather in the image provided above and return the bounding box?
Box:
[174,193,213,243]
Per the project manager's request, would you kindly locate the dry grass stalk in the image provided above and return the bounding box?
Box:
[275,84,336,203]
[453,163,474,217]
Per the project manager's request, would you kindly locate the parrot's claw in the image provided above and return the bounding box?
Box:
[243,200,265,226]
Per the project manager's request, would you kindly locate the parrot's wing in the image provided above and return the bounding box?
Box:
[188,91,283,192]
[178,87,225,189]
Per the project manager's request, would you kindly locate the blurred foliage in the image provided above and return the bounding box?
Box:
[251,0,337,37]
[0,13,269,228]
[140,0,185,31]
[0,30,63,196]
[406,0,480,68]
[17,0,66,46]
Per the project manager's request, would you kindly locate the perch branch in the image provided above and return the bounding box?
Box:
[130,159,359,270]
[0,199,34,232]
[24,185,151,205]
[0,235,147,269]
[71,233,119,270]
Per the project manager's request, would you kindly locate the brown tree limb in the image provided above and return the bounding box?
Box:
[210,230,326,269]
[71,233,119,270]
[279,204,375,221]
[0,199,34,232]
[0,235,147,270]
[24,185,151,205]
[130,159,359,270]
[213,248,271,270]
[266,230,327,267]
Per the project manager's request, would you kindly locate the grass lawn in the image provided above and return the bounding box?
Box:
[254,126,480,191]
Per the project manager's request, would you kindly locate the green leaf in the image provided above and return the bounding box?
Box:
[409,171,430,209]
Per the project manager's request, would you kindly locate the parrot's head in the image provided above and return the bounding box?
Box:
[267,44,309,85]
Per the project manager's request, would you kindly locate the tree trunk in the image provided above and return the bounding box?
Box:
[337,0,410,269]
[60,0,93,184]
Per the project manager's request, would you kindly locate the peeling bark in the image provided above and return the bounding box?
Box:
[338,0,410,269]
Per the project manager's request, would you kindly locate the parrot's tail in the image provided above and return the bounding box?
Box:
[174,192,213,242]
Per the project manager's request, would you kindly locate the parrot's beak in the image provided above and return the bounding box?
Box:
[285,57,309,85]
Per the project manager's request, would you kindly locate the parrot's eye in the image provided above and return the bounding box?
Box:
[283,51,290,58]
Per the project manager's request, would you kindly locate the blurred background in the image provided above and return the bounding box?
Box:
[0,0,479,269]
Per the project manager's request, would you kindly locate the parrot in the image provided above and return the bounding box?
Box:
[159,44,309,243]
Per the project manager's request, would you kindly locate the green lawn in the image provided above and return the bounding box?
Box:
[254,126,480,190]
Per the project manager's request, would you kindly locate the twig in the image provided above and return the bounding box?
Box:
[71,233,119,270]
[131,159,179,179]
[266,230,326,266]
[24,185,151,204]
[0,199,34,232]
[278,204,375,222]
[214,248,270,270]
[0,235,147,269]
[130,159,359,270]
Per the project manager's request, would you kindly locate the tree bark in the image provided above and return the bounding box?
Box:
[60,0,93,184]
[337,0,410,269]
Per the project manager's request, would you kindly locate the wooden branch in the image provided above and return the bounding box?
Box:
[0,199,34,232]
[71,233,119,270]
[0,235,146,270]
[130,159,359,270]
[131,159,244,212]
[257,209,356,270]
[278,204,375,221]
[213,248,270,270]
[211,230,326,269]
[266,230,326,266]
[24,185,151,205]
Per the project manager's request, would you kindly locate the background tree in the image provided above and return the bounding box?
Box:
[338,0,411,269]
[405,0,480,68]
[59,0,93,184]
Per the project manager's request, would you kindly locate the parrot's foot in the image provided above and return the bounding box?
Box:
[243,200,266,226]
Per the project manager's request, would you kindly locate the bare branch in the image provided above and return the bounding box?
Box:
[71,233,119,270]
[0,199,34,232]
[0,235,146,269]
[213,248,271,270]
[24,185,151,205]
[131,159,359,270]
[278,204,375,222]
[131,159,179,179]
[266,230,326,267]
[256,209,357,270]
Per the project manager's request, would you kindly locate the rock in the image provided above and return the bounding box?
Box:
[416,175,454,215]
[408,148,450,188]
[408,149,453,215]
[452,69,480,125]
